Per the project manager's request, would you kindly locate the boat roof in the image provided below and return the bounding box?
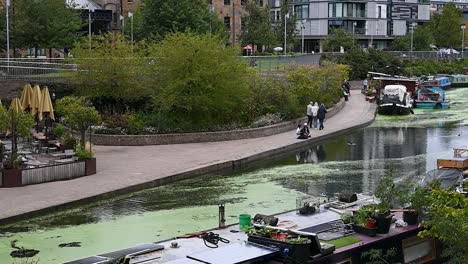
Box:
[373,77,417,82]
[384,84,407,90]
[420,87,445,94]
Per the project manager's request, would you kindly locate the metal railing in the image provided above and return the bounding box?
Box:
[0,58,77,82]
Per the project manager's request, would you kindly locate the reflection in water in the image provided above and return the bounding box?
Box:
[1,89,467,263]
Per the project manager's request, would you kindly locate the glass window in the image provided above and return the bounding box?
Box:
[224,16,231,29]
[224,0,230,5]
[378,6,382,18]
[336,3,342,18]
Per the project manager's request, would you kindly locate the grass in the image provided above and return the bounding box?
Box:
[326,235,362,248]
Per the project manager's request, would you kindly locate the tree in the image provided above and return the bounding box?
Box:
[392,26,434,51]
[0,104,34,167]
[56,96,101,149]
[430,3,462,48]
[273,0,297,53]
[9,0,82,56]
[137,0,225,40]
[240,0,276,52]
[418,183,468,264]
[71,33,152,114]
[149,33,253,129]
[322,29,355,52]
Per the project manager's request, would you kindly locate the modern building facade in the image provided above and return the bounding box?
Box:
[269,0,431,52]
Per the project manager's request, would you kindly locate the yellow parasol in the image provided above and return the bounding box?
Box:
[30,84,42,117]
[9,98,23,113]
[39,86,55,121]
[20,83,33,110]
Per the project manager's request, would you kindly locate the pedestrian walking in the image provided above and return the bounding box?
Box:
[317,103,327,130]
[311,102,319,128]
[344,80,351,97]
[306,102,314,128]
[363,79,368,94]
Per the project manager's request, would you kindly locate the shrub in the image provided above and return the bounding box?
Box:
[250,113,283,128]
[127,114,145,135]
[54,125,65,138]
[75,142,94,160]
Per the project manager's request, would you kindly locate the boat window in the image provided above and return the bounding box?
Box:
[402,236,436,263]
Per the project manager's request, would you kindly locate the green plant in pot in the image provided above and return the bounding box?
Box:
[340,212,353,224]
[373,170,399,234]
[354,205,377,229]
[396,185,428,225]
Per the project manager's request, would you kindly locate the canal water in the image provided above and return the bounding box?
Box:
[1,89,467,263]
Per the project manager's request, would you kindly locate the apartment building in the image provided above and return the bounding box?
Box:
[208,0,267,44]
[269,0,431,52]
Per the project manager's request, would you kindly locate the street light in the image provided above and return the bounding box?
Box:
[129,12,134,50]
[301,19,306,54]
[6,0,10,66]
[461,24,466,59]
[88,5,95,50]
[410,23,416,59]
[284,13,289,55]
[352,21,357,35]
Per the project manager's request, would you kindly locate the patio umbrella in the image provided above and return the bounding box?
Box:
[9,98,23,113]
[39,86,55,145]
[9,98,23,156]
[20,84,33,111]
[39,86,55,121]
[30,84,42,132]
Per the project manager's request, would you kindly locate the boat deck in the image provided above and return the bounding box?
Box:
[69,194,424,264]
[437,148,468,170]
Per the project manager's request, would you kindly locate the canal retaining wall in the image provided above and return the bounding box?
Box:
[91,99,346,146]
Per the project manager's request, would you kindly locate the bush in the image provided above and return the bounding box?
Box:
[54,125,65,138]
[75,142,94,160]
[127,114,145,135]
[250,113,283,128]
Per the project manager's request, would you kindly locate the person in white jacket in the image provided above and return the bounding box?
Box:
[311,102,319,129]
[306,102,314,128]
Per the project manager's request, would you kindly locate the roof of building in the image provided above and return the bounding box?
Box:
[66,0,101,10]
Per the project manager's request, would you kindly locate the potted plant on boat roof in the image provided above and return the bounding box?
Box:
[397,186,430,224]
[372,169,400,234]
[352,205,378,237]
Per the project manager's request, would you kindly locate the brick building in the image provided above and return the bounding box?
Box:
[208,0,267,44]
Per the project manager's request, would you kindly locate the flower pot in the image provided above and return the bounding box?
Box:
[403,210,418,225]
[2,168,22,187]
[84,158,96,176]
[276,233,288,242]
[372,214,393,234]
[352,224,377,237]
[364,219,377,229]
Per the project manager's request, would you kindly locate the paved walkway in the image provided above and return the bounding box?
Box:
[0,94,377,222]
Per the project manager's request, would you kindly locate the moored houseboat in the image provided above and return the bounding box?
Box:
[447,74,468,87]
[420,76,451,90]
[378,85,413,115]
[414,87,449,109]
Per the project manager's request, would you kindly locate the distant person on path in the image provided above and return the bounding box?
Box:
[317,104,327,130]
[311,102,319,128]
[296,123,311,139]
[306,102,314,128]
[344,80,351,96]
[363,79,368,93]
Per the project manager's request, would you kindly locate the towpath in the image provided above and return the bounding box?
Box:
[0,93,376,223]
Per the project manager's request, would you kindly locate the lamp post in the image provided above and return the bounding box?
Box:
[410,23,416,60]
[301,19,306,54]
[6,0,10,67]
[461,24,466,59]
[129,12,134,50]
[209,5,215,35]
[284,12,289,55]
[88,5,95,50]
[353,21,357,48]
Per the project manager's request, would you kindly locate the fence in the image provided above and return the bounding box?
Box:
[21,161,86,185]
[0,58,76,82]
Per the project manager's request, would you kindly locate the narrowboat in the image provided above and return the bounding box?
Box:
[420,76,451,90]
[447,74,468,87]
[414,87,450,109]
[378,85,413,115]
